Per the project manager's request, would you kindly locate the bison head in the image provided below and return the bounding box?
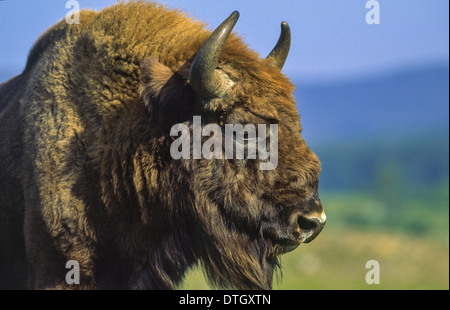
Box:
[139,11,326,289]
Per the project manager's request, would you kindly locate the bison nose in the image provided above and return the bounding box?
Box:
[295,214,326,243]
[263,200,326,251]
[291,201,326,244]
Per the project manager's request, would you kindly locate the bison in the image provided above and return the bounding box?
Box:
[0,1,326,290]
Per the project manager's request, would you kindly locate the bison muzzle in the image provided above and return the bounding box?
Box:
[0,2,325,290]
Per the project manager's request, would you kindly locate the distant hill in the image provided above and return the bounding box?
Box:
[295,63,449,144]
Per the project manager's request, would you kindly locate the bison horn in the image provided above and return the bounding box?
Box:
[189,11,239,99]
[266,21,291,70]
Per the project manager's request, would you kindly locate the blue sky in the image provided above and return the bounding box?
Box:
[0,0,448,83]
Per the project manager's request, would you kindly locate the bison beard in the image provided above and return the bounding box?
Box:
[0,1,325,289]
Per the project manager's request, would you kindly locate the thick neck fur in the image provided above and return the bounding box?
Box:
[90,100,196,288]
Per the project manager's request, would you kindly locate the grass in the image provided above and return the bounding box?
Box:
[319,187,449,241]
[180,228,449,290]
[274,228,449,290]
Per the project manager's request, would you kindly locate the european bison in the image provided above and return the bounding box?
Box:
[0,1,326,289]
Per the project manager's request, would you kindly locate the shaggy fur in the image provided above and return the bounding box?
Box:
[0,1,323,289]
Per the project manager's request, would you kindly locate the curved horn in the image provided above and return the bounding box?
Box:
[266,21,291,69]
[189,11,239,99]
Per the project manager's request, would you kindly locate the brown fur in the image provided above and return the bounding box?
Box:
[0,1,323,289]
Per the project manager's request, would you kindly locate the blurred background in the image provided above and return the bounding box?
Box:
[0,0,448,289]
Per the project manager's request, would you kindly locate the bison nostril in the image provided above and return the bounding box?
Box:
[295,215,325,243]
[297,216,317,232]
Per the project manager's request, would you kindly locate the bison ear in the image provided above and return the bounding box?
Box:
[139,56,194,128]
